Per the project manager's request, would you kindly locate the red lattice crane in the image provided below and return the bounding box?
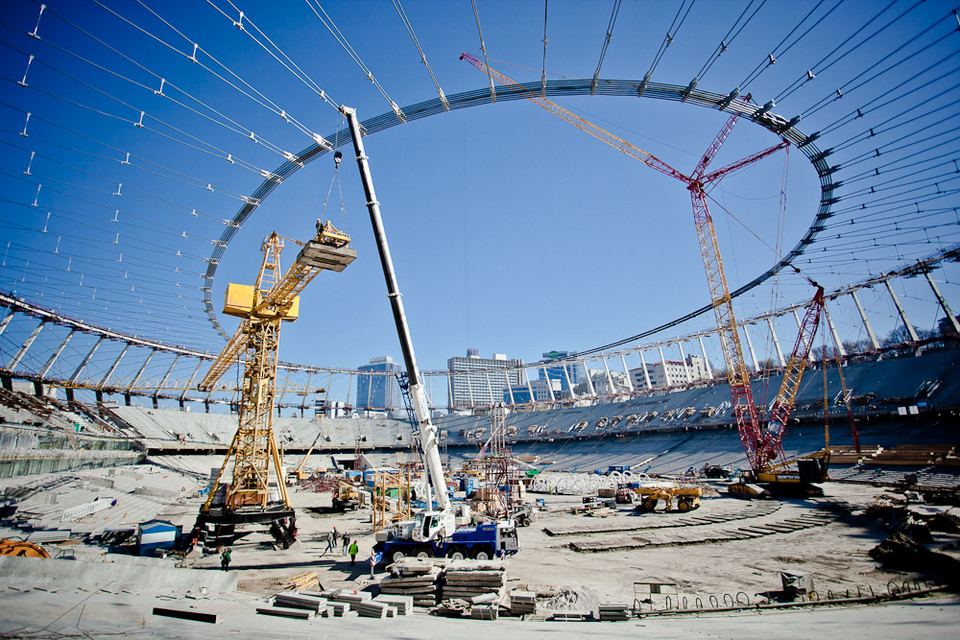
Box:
[461,54,827,484]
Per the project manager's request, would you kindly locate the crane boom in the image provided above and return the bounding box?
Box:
[340,105,451,519]
[459,53,688,182]
[462,56,830,486]
[198,222,354,392]
[199,319,249,392]
[762,286,824,468]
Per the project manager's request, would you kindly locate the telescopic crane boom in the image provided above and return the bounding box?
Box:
[340,105,453,540]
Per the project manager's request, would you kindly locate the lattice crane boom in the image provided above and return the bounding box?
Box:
[762,285,824,469]
[198,220,355,526]
[461,55,810,477]
[459,53,689,183]
[198,221,354,392]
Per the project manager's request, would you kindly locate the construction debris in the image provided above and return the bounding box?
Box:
[281,571,320,591]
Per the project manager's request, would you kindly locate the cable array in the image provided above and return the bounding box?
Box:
[0,0,955,408]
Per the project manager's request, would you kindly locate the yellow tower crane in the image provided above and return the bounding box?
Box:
[193,220,356,548]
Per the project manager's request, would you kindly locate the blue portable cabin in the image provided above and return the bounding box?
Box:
[137,519,182,556]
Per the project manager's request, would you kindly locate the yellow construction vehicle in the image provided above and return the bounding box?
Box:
[0,539,50,558]
[633,478,703,513]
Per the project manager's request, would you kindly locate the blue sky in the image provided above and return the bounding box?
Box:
[1,0,958,394]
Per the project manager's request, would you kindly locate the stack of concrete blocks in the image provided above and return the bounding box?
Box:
[318,589,360,617]
[351,600,398,618]
[509,590,537,616]
[379,559,441,607]
[257,591,332,619]
[470,605,498,620]
[441,560,506,603]
[598,604,630,621]
[373,594,414,615]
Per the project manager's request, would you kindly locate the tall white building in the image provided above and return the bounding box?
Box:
[631,354,710,389]
[447,349,523,409]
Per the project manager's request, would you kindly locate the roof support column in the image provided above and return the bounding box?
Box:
[8,320,45,370]
[698,335,713,378]
[850,290,880,351]
[885,279,919,342]
[179,359,203,408]
[541,366,555,401]
[99,343,130,387]
[765,318,785,368]
[620,353,635,392]
[924,268,960,335]
[0,309,14,340]
[823,302,845,357]
[70,336,105,384]
[525,368,536,403]
[156,355,180,401]
[583,359,597,398]
[657,345,667,387]
[639,351,652,389]
[562,362,574,398]
[741,324,760,371]
[130,348,156,390]
[677,341,690,382]
[602,357,615,396]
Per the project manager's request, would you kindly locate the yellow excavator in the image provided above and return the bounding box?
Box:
[0,539,50,558]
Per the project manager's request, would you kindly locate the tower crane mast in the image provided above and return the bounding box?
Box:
[193,220,355,547]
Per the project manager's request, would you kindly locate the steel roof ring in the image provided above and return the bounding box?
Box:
[204,79,836,360]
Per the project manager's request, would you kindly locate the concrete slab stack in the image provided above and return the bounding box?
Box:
[442,567,505,601]
[509,589,537,616]
[380,562,441,607]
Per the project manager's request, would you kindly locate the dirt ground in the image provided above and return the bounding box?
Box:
[182,478,956,609]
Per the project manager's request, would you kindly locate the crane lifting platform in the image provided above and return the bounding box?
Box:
[192,220,356,548]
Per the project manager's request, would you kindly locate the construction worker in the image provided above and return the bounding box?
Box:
[220,547,231,571]
[342,530,350,555]
[348,539,358,566]
[325,531,334,554]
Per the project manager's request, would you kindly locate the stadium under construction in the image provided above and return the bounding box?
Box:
[1,1,959,637]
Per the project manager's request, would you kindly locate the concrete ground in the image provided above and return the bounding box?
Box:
[1,464,959,638]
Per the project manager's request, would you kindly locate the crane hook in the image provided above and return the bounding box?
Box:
[334,150,343,166]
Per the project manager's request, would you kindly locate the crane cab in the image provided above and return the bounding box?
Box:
[411,509,455,542]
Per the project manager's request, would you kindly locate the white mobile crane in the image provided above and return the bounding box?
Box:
[340,106,518,561]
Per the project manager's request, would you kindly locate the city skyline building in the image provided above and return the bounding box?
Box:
[448,349,523,409]
[630,354,711,390]
[356,356,404,410]
[539,350,587,394]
